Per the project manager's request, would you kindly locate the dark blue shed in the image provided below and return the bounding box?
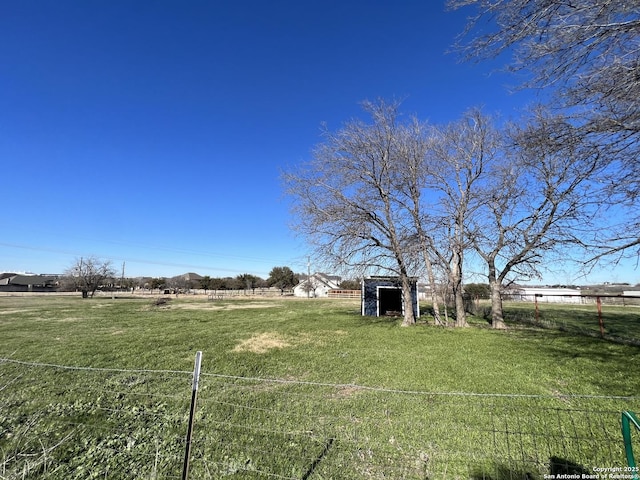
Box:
[361,276,419,318]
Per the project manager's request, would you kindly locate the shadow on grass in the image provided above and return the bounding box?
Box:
[301,437,334,480]
[468,456,588,480]
[499,326,640,395]
[505,326,639,362]
[469,463,539,480]
[548,456,590,475]
[355,315,403,328]
[504,304,640,345]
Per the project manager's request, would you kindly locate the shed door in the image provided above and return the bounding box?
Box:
[378,287,402,316]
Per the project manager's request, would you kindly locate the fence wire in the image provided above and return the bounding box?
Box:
[191,374,638,479]
[1,358,638,479]
[0,359,191,479]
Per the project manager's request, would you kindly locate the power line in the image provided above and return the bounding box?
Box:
[0,241,311,277]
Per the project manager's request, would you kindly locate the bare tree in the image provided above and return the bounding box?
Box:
[284,99,420,326]
[285,103,515,328]
[472,112,605,328]
[423,110,497,327]
[389,110,494,327]
[449,0,640,124]
[285,99,604,330]
[388,116,445,325]
[64,256,116,298]
[449,0,640,259]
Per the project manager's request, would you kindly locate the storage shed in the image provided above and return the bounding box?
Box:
[361,276,419,318]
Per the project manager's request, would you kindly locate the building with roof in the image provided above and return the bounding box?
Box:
[505,286,582,304]
[361,276,420,318]
[293,272,341,298]
[0,273,59,292]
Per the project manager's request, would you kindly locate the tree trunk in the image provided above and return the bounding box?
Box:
[453,286,467,327]
[488,261,507,329]
[423,251,443,325]
[443,300,449,326]
[489,280,506,329]
[400,274,416,327]
[451,250,468,327]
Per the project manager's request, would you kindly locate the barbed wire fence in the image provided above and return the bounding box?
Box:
[1,356,638,479]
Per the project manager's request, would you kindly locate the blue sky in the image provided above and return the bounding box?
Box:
[1,1,635,284]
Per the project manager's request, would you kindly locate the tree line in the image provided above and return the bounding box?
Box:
[62,261,304,296]
[62,260,360,297]
[284,1,639,328]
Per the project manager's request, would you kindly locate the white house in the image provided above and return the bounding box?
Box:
[293,273,341,298]
[507,287,582,304]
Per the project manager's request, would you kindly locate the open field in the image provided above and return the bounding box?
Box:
[1,295,639,479]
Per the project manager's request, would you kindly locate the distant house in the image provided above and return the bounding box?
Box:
[0,273,58,292]
[0,273,16,284]
[293,273,341,298]
[506,287,582,304]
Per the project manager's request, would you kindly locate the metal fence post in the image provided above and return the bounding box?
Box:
[621,410,639,476]
[182,351,202,480]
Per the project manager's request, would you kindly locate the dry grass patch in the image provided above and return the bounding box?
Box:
[0,309,33,316]
[233,332,311,354]
[90,303,112,309]
[57,317,83,322]
[232,330,347,354]
[330,385,364,398]
[172,302,277,311]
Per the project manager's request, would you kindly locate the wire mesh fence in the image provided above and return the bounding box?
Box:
[496,298,640,346]
[1,357,638,479]
[192,374,639,479]
[0,359,192,479]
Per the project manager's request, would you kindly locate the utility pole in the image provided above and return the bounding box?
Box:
[79,257,87,298]
[307,256,311,298]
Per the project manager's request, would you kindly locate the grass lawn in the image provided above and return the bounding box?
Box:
[1,295,639,479]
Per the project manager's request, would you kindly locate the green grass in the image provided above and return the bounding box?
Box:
[1,295,639,478]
